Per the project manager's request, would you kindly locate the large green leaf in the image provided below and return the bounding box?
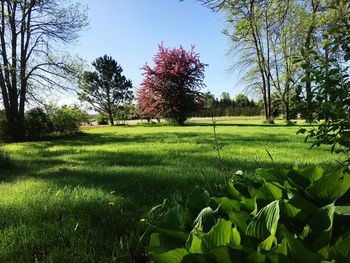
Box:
[281,225,323,263]
[193,207,217,232]
[182,254,213,263]
[203,219,232,251]
[335,205,350,215]
[147,248,188,263]
[329,233,350,261]
[280,195,317,222]
[209,246,246,263]
[241,197,257,215]
[188,231,203,254]
[188,187,210,210]
[231,227,241,247]
[261,182,284,200]
[229,211,251,233]
[256,168,285,184]
[246,200,280,241]
[306,203,335,250]
[224,182,243,200]
[299,166,324,183]
[306,168,350,204]
[209,197,241,213]
[155,228,189,243]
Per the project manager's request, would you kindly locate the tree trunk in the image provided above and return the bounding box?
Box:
[109,113,114,126]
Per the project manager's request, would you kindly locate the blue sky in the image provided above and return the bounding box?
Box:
[65,0,245,104]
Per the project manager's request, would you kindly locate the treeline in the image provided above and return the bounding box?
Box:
[201,0,350,122]
[192,92,260,117]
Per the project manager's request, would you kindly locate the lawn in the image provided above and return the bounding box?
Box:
[0,119,345,262]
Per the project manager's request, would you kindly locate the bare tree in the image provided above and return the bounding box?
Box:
[0,0,87,140]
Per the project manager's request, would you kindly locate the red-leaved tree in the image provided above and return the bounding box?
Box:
[137,44,207,125]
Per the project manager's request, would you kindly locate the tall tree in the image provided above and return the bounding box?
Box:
[201,0,276,120]
[78,55,133,126]
[137,44,207,125]
[0,0,87,140]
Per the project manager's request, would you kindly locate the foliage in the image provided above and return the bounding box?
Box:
[0,121,343,261]
[95,114,109,125]
[144,165,350,262]
[23,105,87,140]
[297,0,350,163]
[24,108,53,139]
[193,93,260,117]
[78,55,133,126]
[50,106,87,137]
[0,0,88,140]
[137,44,207,125]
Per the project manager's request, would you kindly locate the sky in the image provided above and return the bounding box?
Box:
[62,0,245,105]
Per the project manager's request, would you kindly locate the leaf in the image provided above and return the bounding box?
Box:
[229,211,251,233]
[147,248,188,263]
[241,197,257,215]
[335,205,350,215]
[209,197,241,213]
[209,247,246,263]
[281,225,323,263]
[149,233,161,247]
[329,233,350,261]
[187,231,203,254]
[188,187,210,210]
[300,166,324,183]
[155,228,188,243]
[306,168,350,204]
[281,195,317,222]
[193,207,217,232]
[247,251,266,263]
[224,182,243,200]
[306,203,335,250]
[231,227,241,247]
[182,254,212,263]
[261,182,284,200]
[203,219,232,251]
[246,200,280,241]
[256,168,285,184]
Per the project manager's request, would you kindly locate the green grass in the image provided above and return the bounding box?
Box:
[0,119,346,262]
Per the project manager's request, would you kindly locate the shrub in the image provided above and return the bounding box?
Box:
[143,165,350,262]
[263,118,275,125]
[50,106,85,136]
[24,107,53,139]
[95,114,109,125]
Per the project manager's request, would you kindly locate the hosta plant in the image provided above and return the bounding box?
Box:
[143,165,350,263]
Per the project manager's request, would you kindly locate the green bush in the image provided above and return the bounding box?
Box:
[22,105,87,140]
[50,106,86,136]
[95,114,109,125]
[24,107,53,139]
[143,165,350,262]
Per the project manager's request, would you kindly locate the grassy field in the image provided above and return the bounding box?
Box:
[0,119,346,262]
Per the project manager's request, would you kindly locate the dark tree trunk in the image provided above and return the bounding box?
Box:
[109,113,114,126]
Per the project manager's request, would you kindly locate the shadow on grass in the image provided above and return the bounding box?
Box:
[0,127,342,262]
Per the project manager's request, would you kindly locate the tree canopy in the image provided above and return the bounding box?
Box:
[137,44,207,125]
[0,0,88,140]
[78,55,133,126]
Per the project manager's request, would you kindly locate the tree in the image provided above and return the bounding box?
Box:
[234,94,249,108]
[78,55,133,126]
[0,0,88,140]
[298,0,350,164]
[137,44,207,125]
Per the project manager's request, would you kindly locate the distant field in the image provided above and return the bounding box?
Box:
[0,119,345,262]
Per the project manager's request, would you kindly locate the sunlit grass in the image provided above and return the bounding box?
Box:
[0,119,345,262]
